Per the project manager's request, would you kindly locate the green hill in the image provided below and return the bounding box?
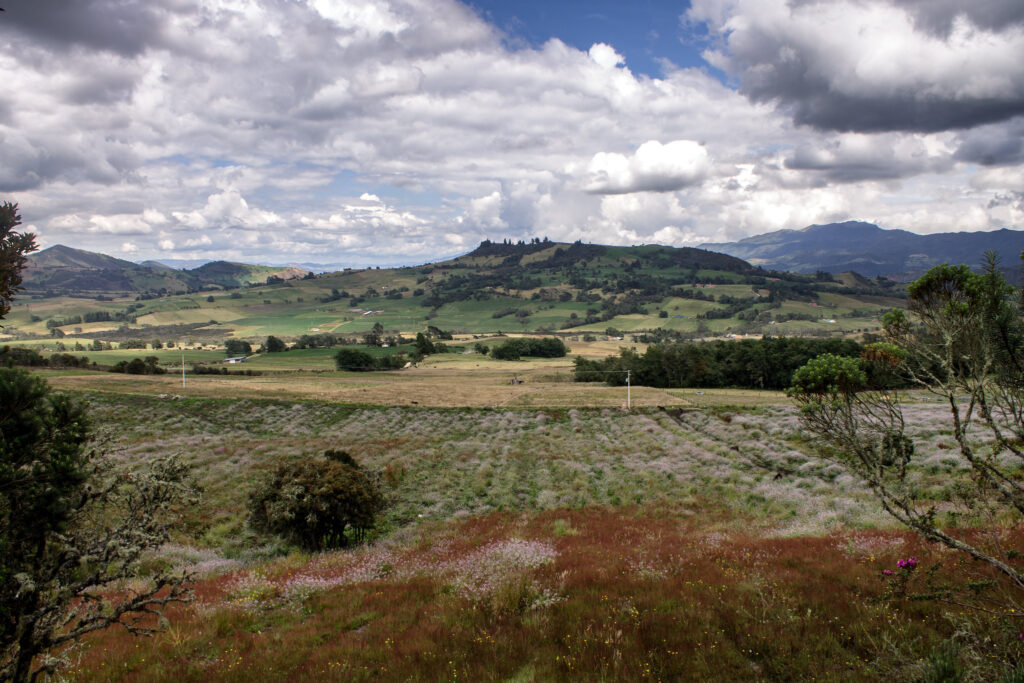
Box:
[5,240,904,343]
[20,245,311,297]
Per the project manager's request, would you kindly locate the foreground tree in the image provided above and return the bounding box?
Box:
[0,202,36,320]
[249,449,385,551]
[790,254,1024,605]
[1,368,199,681]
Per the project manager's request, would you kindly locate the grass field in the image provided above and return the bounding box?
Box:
[21,346,1019,681]
[38,368,1019,681]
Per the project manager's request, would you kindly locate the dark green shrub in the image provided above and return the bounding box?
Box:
[248,451,385,551]
[335,348,376,371]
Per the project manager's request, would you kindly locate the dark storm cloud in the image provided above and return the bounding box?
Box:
[0,0,166,57]
[895,0,1024,36]
[768,89,1024,135]
[62,68,140,105]
[954,117,1024,166]
[693,0,1024,133]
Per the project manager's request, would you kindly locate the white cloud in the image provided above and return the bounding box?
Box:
[588,43,625,69]
[585,140,710,194]
[184,234,212,248]
[0,0,1018,265]
[467,191,506,229]
[652,225,701,245]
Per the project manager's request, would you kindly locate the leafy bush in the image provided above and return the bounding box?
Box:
[248,450,385,551]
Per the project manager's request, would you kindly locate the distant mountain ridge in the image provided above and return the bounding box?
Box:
[702,221,1024,278]
[23,245,311,295]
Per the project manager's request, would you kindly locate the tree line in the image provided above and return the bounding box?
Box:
[574,336,863,390]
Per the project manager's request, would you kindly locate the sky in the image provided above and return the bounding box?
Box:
[0,0,1022,267]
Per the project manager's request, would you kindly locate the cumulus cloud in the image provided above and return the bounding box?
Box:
[690,0,1024,132]
[584,140,710,194]
[467,191,507,228]
[0,0,1021,263]
[588,43,625,69]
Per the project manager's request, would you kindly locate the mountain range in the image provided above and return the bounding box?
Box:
[22,221,1024,299]
[702,221,1024,278]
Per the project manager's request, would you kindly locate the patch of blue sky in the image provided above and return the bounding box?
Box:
[464,0,715,80]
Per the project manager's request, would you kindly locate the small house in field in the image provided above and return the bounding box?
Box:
[226,356,247,364]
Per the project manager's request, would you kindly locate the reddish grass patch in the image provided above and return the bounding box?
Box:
[71,507,1024,681]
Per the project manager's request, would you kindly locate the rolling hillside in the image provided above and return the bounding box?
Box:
[702,221,1024,278]
[21,245,311,296]
[4,239,904,343]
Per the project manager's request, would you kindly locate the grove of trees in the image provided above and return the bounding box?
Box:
[489,337,568,361]
[575,336,862,390]
[224,338,252,356]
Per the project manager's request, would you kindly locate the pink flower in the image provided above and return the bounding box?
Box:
[883,569,893,576]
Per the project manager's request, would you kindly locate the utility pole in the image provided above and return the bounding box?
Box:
[626,369,631,410]
[181,346,186,388]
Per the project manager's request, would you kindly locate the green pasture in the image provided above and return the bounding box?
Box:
[4,247,905,344]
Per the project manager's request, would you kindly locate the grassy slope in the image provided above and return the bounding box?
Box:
[3,243,902,344]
